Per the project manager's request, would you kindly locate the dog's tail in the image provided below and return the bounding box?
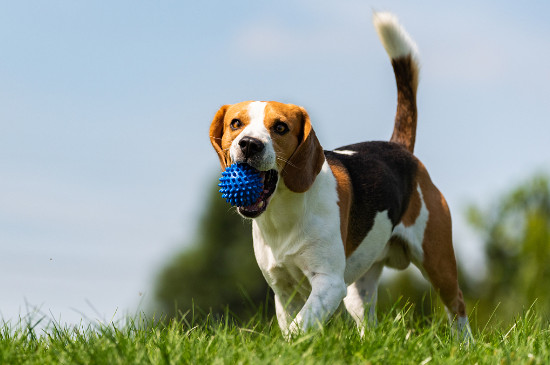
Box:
[373,12,420,153]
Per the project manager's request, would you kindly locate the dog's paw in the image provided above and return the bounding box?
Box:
[452,316,474,346]
[288,320,301,338]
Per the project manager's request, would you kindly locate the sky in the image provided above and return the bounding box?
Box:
[1,1,549,326]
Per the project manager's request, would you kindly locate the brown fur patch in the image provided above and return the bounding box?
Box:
[400,179,421,227]
[327,159,353,257]
[209,104,230,169]
[390,55,418,153]
[210,101,259,169]
[416,162,465,316]
[219,101,255,161]
[263,102,302,171]
[280,107,324,193]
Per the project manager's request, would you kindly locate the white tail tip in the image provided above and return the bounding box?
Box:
[373,12,419,60]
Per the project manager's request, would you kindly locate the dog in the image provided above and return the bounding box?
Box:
[209,12,472,341]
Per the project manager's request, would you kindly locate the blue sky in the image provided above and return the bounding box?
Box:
[1,1,549,325]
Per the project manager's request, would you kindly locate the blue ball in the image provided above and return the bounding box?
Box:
[218,163,263,207]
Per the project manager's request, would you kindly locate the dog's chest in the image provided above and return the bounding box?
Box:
[252,223,312,297]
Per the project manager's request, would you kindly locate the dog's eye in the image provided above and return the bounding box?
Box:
[230,119,243,130]
[273,121,289,135]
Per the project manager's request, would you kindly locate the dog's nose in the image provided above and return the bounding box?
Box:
[239,136,264,158]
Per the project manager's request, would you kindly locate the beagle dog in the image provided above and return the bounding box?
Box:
[209,12,472,341]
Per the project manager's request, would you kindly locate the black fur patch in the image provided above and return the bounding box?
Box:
[324,141,418,251]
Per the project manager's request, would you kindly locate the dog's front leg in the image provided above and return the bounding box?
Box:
[274,291,305,337]
[288,272,347,335]
[274,293,292,334]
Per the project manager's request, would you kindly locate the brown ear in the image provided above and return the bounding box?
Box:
[282,107,325,193]
[209,105,230,170]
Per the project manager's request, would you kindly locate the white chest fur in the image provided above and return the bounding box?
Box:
[251,161,346,297]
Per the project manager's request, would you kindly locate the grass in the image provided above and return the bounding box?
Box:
[1,303,549,364]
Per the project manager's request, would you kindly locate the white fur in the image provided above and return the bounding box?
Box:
[456,315,473,345]
[344,210,393,284]
[373,12,419,60]
[248,100,266,124]
[339,211,393,335]
[230,101,276,171]
[343,262,384,336]
[253,161,347,336]
[333,150,357,156]
[392,185,428,266]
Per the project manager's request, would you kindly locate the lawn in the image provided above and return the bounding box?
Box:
[1,304,549,364]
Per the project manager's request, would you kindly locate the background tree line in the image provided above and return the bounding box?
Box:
[154,172,550,327]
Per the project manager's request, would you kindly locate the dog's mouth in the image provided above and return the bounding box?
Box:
[237,169,278,218]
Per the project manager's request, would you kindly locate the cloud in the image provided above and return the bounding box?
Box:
[230,11,372,64]
[233,21,296,61]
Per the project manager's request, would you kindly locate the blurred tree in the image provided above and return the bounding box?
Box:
[154,179,271,321]
[467,173,550,322]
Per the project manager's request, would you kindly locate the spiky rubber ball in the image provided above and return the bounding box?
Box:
[218,163,263,207]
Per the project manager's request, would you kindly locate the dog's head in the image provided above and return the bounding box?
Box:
[209,101,325,218]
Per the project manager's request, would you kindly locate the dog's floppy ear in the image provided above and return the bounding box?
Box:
[282,107,325,193]
[209,105,230,170]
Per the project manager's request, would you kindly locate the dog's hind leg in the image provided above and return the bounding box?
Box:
[415,250,472,344]
[343,262,384,336]
[409,170,473,344]
[416,237,473,344]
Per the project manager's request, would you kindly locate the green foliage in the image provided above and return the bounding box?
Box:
[154,180,271,321]
[467,174,550,322]
[2,306,550,364]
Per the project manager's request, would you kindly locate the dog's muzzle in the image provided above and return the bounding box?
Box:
[239,136,264,159]
[231,136,278,218]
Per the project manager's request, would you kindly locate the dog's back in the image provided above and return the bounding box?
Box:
[325,142,418,257]
[324,12,421,257]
